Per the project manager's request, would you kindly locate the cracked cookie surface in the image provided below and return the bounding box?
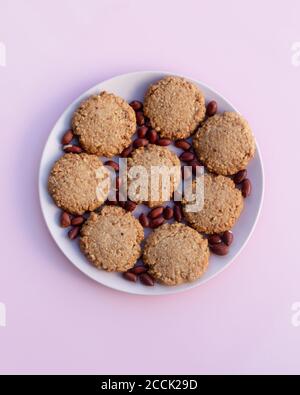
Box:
[143,223,210,285]
[48,153,109,215]
[182,173,244,234]
[143,76,206,139]
[126,144,181,208]
[72,91,136,157]
[80,206,144,272]
[193,112,255,175]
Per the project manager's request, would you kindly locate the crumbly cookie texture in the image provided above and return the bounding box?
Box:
[126,144,181,208]
[193,112,256,175]
[72,91,136,157]
[80,206,144,272]
[143,76,206,139]
[48,153,109,215]
[182,173,244,234]
[143,223,210,286]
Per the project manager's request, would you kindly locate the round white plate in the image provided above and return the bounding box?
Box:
[39,71,264,295]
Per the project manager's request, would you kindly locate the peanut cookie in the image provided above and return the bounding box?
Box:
[143,76,206,139]
[80,206,144,272]
[143,223,210,285]
[48,153,109,215]
[72,92,136,157]
[126,144,181,207]
[193,112,256,175]
[182,173,244,234]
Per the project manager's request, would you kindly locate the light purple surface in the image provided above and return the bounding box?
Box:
[0,0,299,374]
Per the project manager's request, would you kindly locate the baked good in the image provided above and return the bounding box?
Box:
[143,76,206,139]
[72,91,136,157]
[80,206,144,272]
[48,153,109,215]
[193,112,255,175]
[143,223,210,285]
[182,173,244,234]
[126,144,181,207]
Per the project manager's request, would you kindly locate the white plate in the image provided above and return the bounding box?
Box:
[39,71,264,295]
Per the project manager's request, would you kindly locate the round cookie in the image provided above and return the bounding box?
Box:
[193,112,256,175]
[143,223,210,286]
[182,173,244,234]
[126,144,181,207]
[72,91,136,157]
[80,206,144,272]
[48,153,110,215]
[143,76,206,139]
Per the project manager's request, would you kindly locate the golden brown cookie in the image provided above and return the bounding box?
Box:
[143,76,206,139]
[193,112,256,175]
[72,91,136,157]
[48,153,109,215]
[143,223,210,285]
[182,173,244,234]
[126,144,181,207]
[80,206,144,272]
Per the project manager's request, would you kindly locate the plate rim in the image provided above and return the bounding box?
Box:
[38,70,265,296]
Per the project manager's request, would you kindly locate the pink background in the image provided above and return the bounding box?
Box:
[0,0,300,374]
